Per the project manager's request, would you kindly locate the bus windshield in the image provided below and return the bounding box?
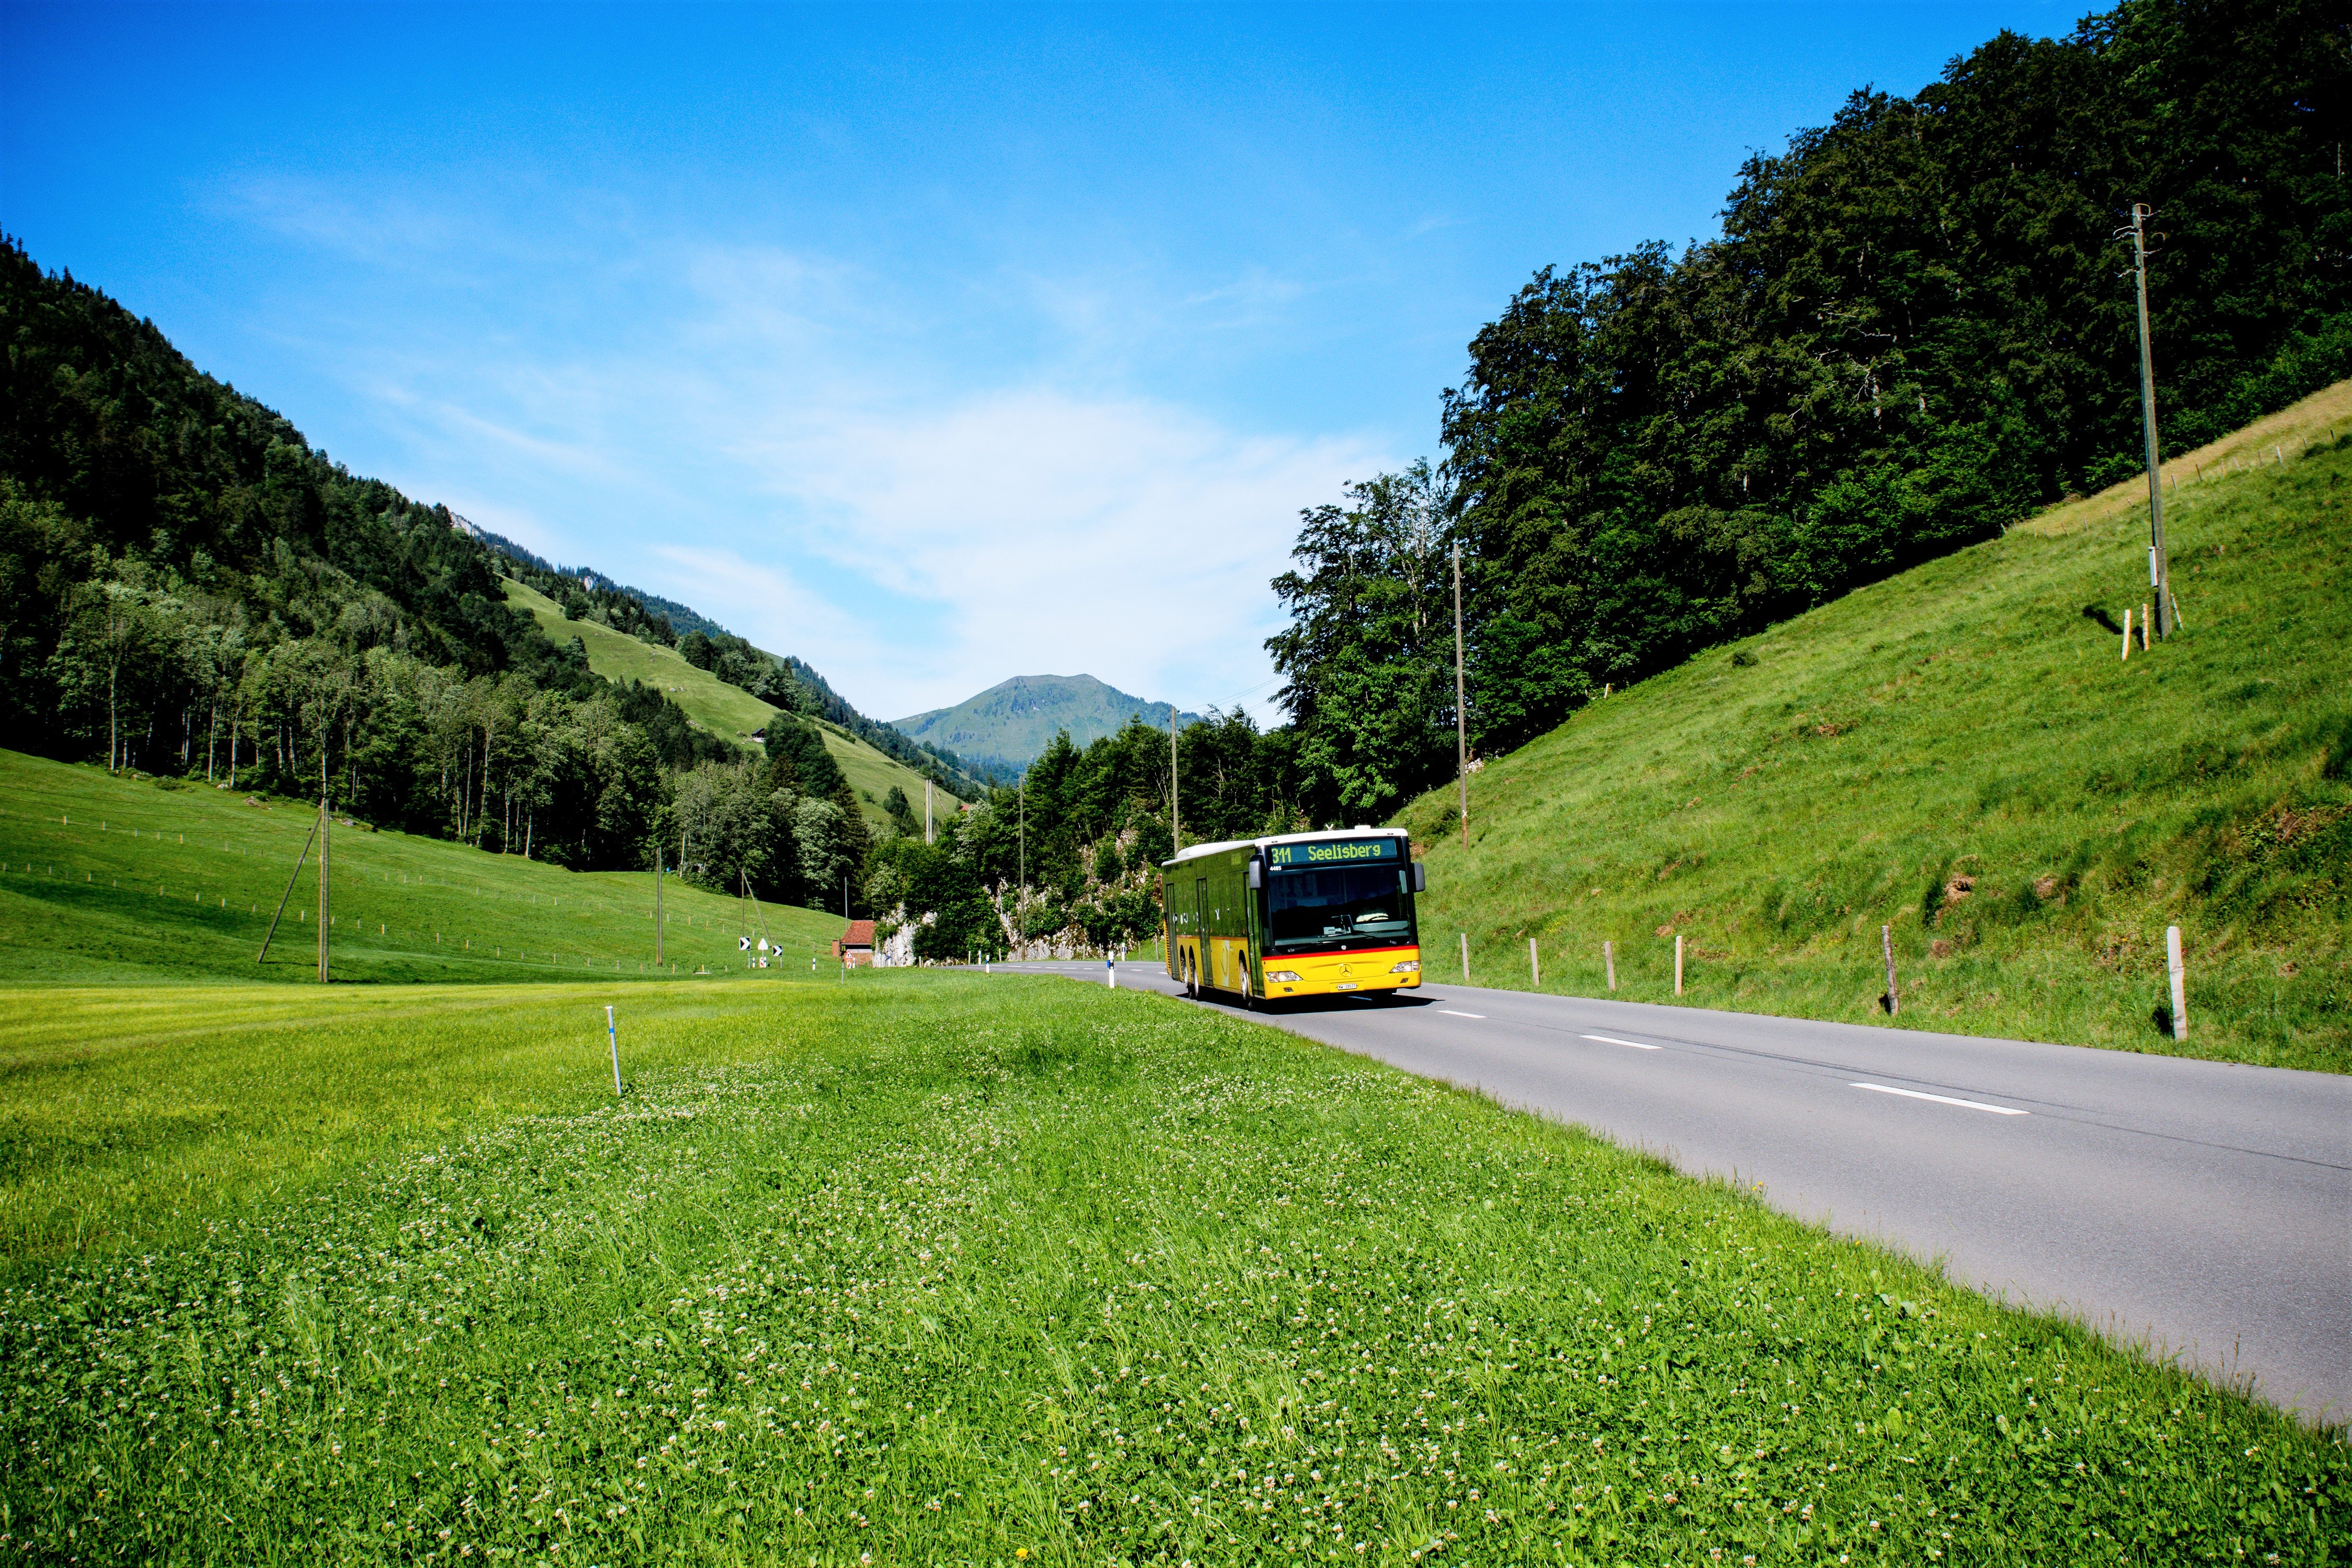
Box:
[1263,864,1414,952]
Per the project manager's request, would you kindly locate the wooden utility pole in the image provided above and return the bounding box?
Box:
[315,799,329,983]
[925,779,933,845]
[654,845,665,966]
[1170,706,1180,850]
[2128,203,2172,637]
[1453,540,1468,847]
[317,746,330,984]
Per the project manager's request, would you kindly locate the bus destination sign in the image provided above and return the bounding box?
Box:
[1266,837,1401,869]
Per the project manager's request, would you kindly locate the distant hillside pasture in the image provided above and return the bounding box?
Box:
[503,578,948,826]
[1403,384,2352,1074]
[0,749,844,985]
[504,576,776,737]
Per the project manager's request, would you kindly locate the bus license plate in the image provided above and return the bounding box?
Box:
[1334,982,1359,990]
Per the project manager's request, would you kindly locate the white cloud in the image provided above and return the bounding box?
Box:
[727,386,1387,720]
[642,544,886,679]
[251,204,1398,727]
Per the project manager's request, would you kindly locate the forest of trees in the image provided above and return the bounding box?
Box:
[0,235,945,913]
[1269,0,2349,824]
[860,709,1296,961]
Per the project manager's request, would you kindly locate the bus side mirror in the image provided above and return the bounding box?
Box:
[1411,862,1427,893]
[1246,860,1263,890]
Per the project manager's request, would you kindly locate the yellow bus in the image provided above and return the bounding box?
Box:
[1161,828,1425,1004]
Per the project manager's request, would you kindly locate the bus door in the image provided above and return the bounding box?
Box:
[1240,860,1260,998]
[1195,877,1208,989]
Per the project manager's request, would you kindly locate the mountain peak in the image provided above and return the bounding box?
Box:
[892,674,1202,776]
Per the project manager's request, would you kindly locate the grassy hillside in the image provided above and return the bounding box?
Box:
[3,974,2338,1562]
[1404,382,2352,1074]
[809,712,967,829]
[502,577,954,825]
[0,750,845,986]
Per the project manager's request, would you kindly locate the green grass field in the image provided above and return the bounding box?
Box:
[502,578,958,826]
[0,750,845,986]
[1407,384,2352,1074]
[2,973,2341,1565]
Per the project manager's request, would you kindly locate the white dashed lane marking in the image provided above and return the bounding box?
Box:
[1439,1010,1486,1019]
[1853,1082,2029,1116]
[1581,1033,1663,1051]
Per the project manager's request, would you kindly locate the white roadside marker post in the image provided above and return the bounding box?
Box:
[1883,924,1900,1017]
[2167,926,2188,1041]
[605,1005,622,1097]
[1530,937,1540,988]
[1106,953,1116,989]
[1675,933,1684,996]
[1459,932,1469,982]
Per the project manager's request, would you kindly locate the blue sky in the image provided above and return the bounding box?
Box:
[2,0,2084,723]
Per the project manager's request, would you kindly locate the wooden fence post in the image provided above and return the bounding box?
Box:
[1674,934,1684,996]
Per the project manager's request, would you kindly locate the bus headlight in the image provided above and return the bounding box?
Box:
[1389,960,1420,974]
[1267,971,1303,983]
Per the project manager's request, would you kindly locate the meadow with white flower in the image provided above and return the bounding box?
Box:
[2,973,2342,1565]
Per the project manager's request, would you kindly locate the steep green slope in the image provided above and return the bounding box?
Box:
[501,578,950,826]
[503,576,775,736]
[1402,383,2352,1073]
[0,750,845,986]
[892,673,1198,776]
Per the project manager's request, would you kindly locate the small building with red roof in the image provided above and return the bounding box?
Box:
[833,919,876,966]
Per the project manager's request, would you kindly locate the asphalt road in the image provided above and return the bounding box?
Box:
[999,959,2350,1422]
